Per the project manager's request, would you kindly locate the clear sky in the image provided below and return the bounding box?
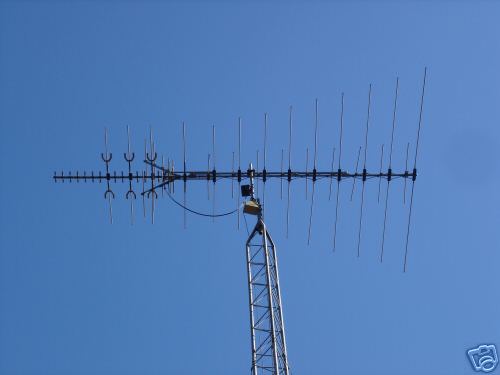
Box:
[1,1,499,374]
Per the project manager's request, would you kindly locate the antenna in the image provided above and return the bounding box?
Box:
[53,71,428,375]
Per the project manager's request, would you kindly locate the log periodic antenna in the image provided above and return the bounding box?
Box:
[53,70,428,375]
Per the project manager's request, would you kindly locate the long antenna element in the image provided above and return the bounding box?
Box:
[124,126,135,225]
[263,113,268,216]
[286,106,292,238]
[333,93,344,251]
[380,77,399,262]
[238,117,242,230]
[212,124,216,222]
[183,122,187,229]
[307,99,319,245]
[102,127,114,224]
[356,84,372,257]
[403,67,427,272]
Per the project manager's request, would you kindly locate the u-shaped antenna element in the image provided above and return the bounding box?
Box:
[404,67,427,272]
[146,151,157,162]
[124,125,135,162]
[124,151,135,162]
[104,189,115,199]
[104,188,115,224]
[101,152,112,162]
[101,127,112,162]
[146,190,158,199]
[146,127,157,162]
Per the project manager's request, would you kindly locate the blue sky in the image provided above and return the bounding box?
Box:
[1,1,499,374]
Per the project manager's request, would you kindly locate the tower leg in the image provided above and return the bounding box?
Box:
[246,218,290,375]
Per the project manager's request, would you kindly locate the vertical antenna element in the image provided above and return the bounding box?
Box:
[280,149,284,200]
[308,99,319,245]
[102,127,114,224]
[232,151,235,199]
[256,150,259,200]
[356,84,372,257]
[207,154,211,200]
[147,127,157,224]
[183,122,187,229]
[313,98,319,171]
[403,142,410,204]
[328,148,336,200]
[333,93,344,251]
[380,77,399,262]
[377,144,384,203]
[350,146,361,201]
[305,148,309,200]
[238,117,242,230]
[142,140,146,219]
[213,125,216,222]
[286,106,293,238]
[307,176,315,245]
[263,113,268,215]
[124,126,135,225]
[404,67,427,272]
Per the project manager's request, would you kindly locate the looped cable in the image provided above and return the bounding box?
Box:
[165,187,242,218]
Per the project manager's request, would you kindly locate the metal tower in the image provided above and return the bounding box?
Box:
[243,168,290,375]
